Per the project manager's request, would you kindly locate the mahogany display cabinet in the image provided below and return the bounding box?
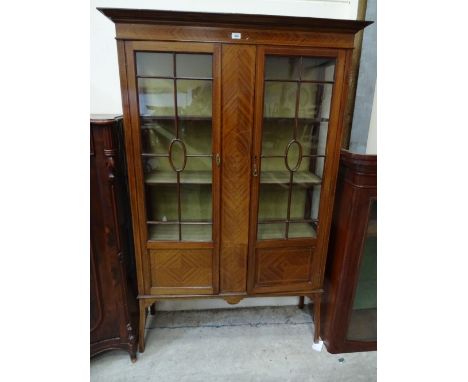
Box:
[322,149,377,353]
[90,115,139,361]
[99,8,372,352]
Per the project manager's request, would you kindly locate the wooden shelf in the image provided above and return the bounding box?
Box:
[263,117,329,123]
[258,222,317,240]
[261,171,321,185]
[148,224,212,242]
[145,171,212,184]
[140,115,212,122]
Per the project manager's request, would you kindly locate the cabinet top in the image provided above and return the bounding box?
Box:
[90,114,122,125]
[98,8,372,34]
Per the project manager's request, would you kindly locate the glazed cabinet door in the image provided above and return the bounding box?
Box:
[122,41,221,295]
[248,46,347,293]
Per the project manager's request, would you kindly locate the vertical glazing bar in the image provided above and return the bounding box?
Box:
[177,172,182,240]
[172,53,182,240]
[173,53,179,139]
[293,56,303,140]
[285,56,303,238]
[285,171,294,238]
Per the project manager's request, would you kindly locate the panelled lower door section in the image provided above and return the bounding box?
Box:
[249,47,342,293]
[125,41,221,295]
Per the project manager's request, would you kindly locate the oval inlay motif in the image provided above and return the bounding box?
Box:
[169,139,187,172]
[285,140,303,172]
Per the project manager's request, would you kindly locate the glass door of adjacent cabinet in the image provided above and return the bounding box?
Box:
[133,48,219,243]
[254,51,338,242]
[347,200,377,342]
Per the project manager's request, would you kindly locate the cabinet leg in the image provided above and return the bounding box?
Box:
[298,296,305,309]
[312,294,321,344]
[138,300,147,353]
[130,351,137,363]
[150,303,156,315]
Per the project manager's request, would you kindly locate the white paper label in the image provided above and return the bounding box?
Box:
[231,32,241,39]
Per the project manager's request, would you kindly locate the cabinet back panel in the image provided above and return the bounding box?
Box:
[219,44,256,293]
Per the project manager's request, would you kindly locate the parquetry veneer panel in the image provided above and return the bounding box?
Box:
[220,44,256,293]
[150,249,213,288]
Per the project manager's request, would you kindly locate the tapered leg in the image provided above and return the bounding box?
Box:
[299,296,305,309]
[313,294,321,344]
[150,302,156,315]
[138,300,147,353]
[130,351,137,363]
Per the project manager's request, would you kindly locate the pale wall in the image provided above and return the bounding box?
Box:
[90,0,360,310]
[366,82,377,154]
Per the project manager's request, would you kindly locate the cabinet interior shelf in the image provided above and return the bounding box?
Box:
[145,170,321,185]
[140,115,212,122]
[263,117,329,123]
[145,171,212,184]
[258,222,317,240]
[261,171,321,185]
[140,116,328,124]
[148,224,212,242]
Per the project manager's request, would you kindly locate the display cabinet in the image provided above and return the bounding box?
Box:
[322,149,377,353]
[90,115,139,361]
[99,8,371,352]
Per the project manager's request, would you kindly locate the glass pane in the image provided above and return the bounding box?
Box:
[257,55,336,242]
[289,185,320,221]
[180,120,212,155]
[138,78,175,117]
[181,224,212,241]
[176,54,212,78]
[310,184,321,220]
[264,56,300,80]
[347,200,377,341]
[289,223,317,239]
[141,120,175,154]
[302,57,336,82]
[289,185,309,220]
[136,52,173,77]
[298,121,328,157]
[146,185,178,222]
[180,183,212,222]
[264,82,298,118]
[148,225,179,241]
[170,140,186,171]
[311,156,325,179]
[298,83,333,119]
[184,156,212,174]
[143,157,175,180]
[258,223,286,240]
[176,80,212,117]
[258,184,288,221]
[138,52,214,242]
[262,119,294,156]
[286,141,301,171]
[260,157,290,184]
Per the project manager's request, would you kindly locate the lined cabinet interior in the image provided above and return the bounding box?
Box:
[138,51,215,242]
[122,42,347,296]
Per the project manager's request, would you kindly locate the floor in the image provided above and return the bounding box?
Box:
[91,305,376,382]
